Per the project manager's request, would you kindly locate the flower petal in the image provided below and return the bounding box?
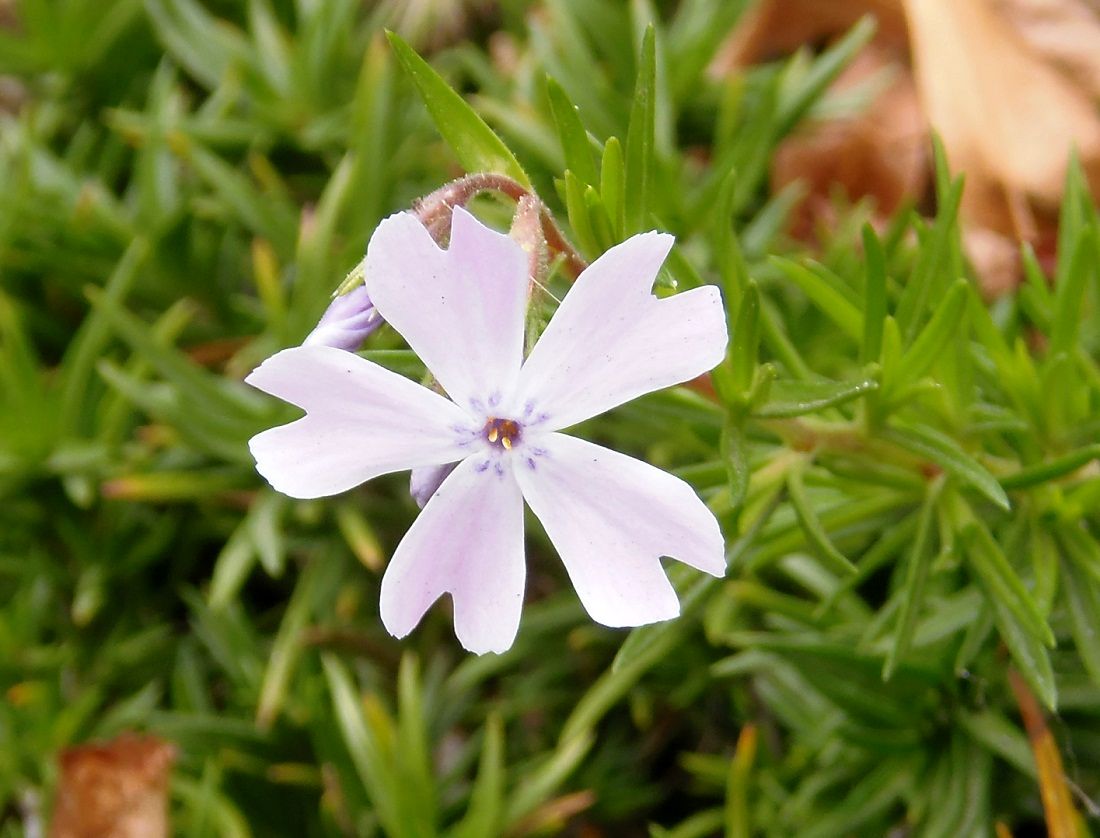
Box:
[515,432,725,627]
[409,463,456,508]
[516,233,727,430]
[364,208,529,411]
[380,455,526,654]
[246,345,473,499]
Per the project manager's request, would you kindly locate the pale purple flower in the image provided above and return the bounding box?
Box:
[303,284,381,350]
[246,207,728,654]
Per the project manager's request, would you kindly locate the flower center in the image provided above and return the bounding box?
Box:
[483,417,522,450]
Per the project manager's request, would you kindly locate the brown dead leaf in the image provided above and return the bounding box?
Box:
[996,0,1100,101]
[902,0,1100,235]
[711,0,908,74]
[771,43,927,239]
[50,734,175,838]
[963,226,1025,297]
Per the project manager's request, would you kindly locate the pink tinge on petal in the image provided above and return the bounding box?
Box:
[380,456,526,654]
[516,432,725,628]
[364,208,529,411]
[516,233,728,431]
[245,345,474,499]
[303,285,382,351]
[409,462,457,508]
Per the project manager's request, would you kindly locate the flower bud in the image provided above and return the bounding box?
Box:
[303,285,381,351]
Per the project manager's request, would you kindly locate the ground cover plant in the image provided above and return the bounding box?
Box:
[1,1,1099,835]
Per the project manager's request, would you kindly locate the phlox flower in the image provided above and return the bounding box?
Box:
[246,207,728,653]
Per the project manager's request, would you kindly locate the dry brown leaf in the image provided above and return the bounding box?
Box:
[711,0,908,74]
[50,734,175,838]
[771,44,927,239]
[902,0,1100,234]
[996,0,1100,100]
[963,226,1025,297]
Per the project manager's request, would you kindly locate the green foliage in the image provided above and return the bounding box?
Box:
[1,2,1099,836]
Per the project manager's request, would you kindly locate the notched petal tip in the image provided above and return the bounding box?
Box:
[516,433,724,629]
[379,457,526,654]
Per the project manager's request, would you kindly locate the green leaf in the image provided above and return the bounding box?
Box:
[755,376,877,418]
[724,726,756,838]
[787,460,858,576]
[798,759,913,838]
[721,418,750,512]
[396,654,438,826]
[963,520,1055,649]
[889,279,968,396]
[387,31,530,188]
[255,557,328,729]
[861,223,887,365]
[957,710,1036,779]
[563,169,599,257]
[776,15,876,136]
[1000,444,1100,490]
[1059,530,1100,689]
[884,481,941,679]
[323,655,432,838]
[730,280,760,394]
[450,713,504,838]
[987,589,1057,711]
[624,24,656,233]
[770,256,863,341]
[895,175,964,341]
[1050,224,1094,356]
[546,76,598,187]
[600,136,625,238]
[884,423,1010,511]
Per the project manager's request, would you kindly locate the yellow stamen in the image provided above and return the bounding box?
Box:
[488,427,499,443]
[501,437,512,450]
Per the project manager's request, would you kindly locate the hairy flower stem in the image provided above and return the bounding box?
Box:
[413,173,588,279]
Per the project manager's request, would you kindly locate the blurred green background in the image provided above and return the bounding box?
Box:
[2,0,1100,835]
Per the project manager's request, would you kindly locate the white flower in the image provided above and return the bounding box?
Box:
[246,208,728,653]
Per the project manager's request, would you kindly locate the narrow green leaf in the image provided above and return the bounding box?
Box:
[884,423,1010,511]
[724,726,756,838]
[1050,225,1093,356]
[776,16,876,136]
[1059,531,1100,689]
[770,256,863,341]
[884,481,941,679]
[322,655,408,838]
[624,25,655,233]
[712,169,749,308]
[895,177,964,341]
[755,376,877,419]
[387,31,530,188]
[890,279,968,394]
[958,710,1036,779]
[988,589,1057,711]
[861,223,887,365]
[450,714,504,838]
[255,558,324,729]
[546,76,598,187]
[730,281,759,393]
[503,731,594,827]
[584,184,616,251]
[600,136,625,238]
[787,460,858,576]
[396,654,437,825]
[563,170,599,257]
[721,418,750,512]
[963,520,1054,648]
[1000,444,1100,490]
